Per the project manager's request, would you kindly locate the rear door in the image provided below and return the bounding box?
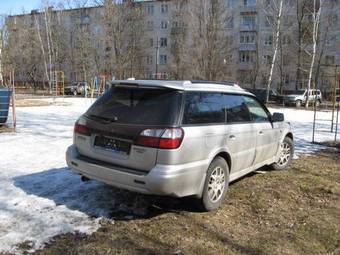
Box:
[75,86,182,171]
[223,94,257,173]
[243,96,280,165]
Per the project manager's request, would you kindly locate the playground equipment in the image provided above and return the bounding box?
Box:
[51,71,65,96]
[312,65,339,143]
[0,70,16,131]
[91,75,110,97]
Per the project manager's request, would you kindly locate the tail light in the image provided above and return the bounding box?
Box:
[136,128,184,149]
[74,122,91,136]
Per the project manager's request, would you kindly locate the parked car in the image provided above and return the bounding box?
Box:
[281,89,322,107]
[248,88,281,103]
[64,81,88,96]
[66,80,294,211]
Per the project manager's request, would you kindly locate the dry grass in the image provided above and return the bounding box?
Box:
[15,99,52,107]
[8,149,340,255]
[14,99,70,107]
[0,125,14,133]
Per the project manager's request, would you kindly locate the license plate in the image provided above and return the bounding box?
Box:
[94,136,131,154]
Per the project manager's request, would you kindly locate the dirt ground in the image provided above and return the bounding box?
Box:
[7,148,332,255]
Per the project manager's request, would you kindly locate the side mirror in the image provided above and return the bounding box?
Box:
[272,112,284,122]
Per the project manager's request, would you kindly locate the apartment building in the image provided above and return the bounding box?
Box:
[5,0,340,91]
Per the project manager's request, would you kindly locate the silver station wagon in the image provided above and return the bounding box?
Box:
[66,80,294,211]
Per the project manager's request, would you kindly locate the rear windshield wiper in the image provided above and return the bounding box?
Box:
[88,114,118,123]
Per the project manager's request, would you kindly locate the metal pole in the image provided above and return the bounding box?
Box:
[11,70,16,131]
[335,102,339,142]
[155,37,159,79]
[331,66,337,132]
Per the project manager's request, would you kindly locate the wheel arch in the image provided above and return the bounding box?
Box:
[285,132,293,141]
[212,151,232,173]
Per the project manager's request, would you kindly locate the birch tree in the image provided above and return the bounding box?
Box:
[306,0,322,107]
[35,14,51,92]
[264,0,283,103]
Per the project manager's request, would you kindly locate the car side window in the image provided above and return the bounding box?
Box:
[223,94,251,123]
[183,92,225,124]
[243,96,270,122]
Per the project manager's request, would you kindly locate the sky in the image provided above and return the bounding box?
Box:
[0,0,41,15]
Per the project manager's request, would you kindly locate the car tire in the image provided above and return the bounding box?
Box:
[271,136,294,170]
[295,100,302,107]
[198,157,229,211]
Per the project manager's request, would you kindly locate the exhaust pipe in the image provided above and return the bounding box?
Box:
[81,176,90,182]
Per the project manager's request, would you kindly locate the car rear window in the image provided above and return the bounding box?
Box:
[86,87,182,125]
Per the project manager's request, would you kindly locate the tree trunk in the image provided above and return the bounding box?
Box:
[266,0,283,103]
[306,0,322,108]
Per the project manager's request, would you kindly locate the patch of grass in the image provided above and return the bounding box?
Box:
[15,99,52,107]
[23,150,340,255]
[0,125,14,133]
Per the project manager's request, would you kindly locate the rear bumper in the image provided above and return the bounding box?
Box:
[66,145,207,197]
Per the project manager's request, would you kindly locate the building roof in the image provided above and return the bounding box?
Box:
[110,80,252,94]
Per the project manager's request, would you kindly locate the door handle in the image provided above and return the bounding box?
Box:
[259,131,263,135]
[229,135,236,140]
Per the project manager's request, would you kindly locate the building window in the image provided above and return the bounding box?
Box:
[147,21,154,30]
[242,15,256,28]
[263,55,272,65]
[284,74,290,85]
[227,0,236,7]
[161,21,168,29]
[146,56,153,65]
[161,4,168,13]
[160,37,167,47]
[265,16,274,27]
[147,5,154,15]
[325,55,335,65]
[240,32,256,44]
[160,55,167,65]
[282,34,291,45]
[149,38,154,47]
[244,0,256,7]
[326,35,336,46]
[226,17,234,28]
[239,51,255,63]
[226,36,234,46]
[283,16,293,26]
[264,34,273,45]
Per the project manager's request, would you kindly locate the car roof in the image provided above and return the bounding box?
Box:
[110,80,253,95]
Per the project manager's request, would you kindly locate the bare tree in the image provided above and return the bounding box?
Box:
[188,0,232,80]
[295,0,311,90]
[94,0,146,79]
[305,0,323,107]
[169,0,189,79]
[263,0,283,103]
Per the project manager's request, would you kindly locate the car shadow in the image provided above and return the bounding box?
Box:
[12,167,202,221]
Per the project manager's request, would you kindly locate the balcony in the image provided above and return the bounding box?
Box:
[238,62,256,70]
[239,43,257,51]
[170,27,187,34]
[240,5,257,14]
[240,24,257,31]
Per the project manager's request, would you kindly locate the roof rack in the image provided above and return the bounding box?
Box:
[190,80,236,86]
